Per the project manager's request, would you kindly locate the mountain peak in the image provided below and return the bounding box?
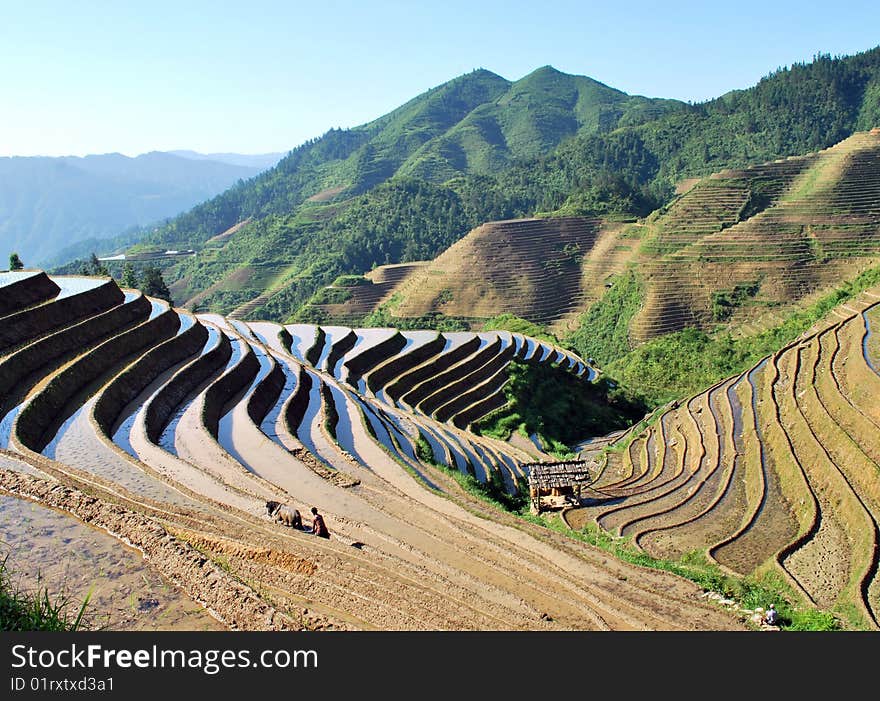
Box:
[531,64,564,76]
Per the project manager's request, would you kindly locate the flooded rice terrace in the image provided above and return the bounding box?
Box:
[0,493,224,630]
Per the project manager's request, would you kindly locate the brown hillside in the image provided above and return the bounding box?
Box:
[304,262,428,325]
[384,217,617,329]
[630,130,880,343]
[302,131,880,346]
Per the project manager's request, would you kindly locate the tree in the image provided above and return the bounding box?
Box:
[8,252,23,270]
[141,266,172,303]
[89,253,109,276]
[121,262,138,289]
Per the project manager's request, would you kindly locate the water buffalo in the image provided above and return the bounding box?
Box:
[265,500,303,529]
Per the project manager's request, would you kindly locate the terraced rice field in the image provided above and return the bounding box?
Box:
[307,217,623,332]
[0,474,224,631]
[566,286,880,629]
[0,271,745,630]
[631,130,880,342]
[303,131,880,350]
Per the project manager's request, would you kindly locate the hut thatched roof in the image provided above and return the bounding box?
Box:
[526,460,597,490]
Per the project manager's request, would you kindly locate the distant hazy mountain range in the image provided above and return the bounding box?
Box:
[0,150,284,265]
[168,150,284,170]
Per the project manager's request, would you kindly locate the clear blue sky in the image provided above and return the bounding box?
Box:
[2,0,878,157]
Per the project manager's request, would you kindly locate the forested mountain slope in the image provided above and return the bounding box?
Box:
[64,48,880,332]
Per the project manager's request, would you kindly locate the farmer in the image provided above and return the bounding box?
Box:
[764,603,779,626]
[310,507,330,538]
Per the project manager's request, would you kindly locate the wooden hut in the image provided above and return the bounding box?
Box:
[526,460,597,514]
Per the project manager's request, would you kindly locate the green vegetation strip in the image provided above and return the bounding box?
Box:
[605,265,880,407]
[566,268,644,366]
[473,360,647,458]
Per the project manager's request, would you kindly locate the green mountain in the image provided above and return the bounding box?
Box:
[68,48,880,323]
[396,66,681,181]
[137,67,680,250]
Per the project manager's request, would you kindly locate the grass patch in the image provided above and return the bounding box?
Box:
[472,360,647,455]
[566,268,644,366]
[310,287,353,305]
[0,553,92,631]
[607,265,880,407]
[332,274,370,287]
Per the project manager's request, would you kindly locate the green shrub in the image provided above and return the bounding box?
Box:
[332,274,371,287]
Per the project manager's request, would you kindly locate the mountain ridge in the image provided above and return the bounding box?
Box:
[52,48,880,342]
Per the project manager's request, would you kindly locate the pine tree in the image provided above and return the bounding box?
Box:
[89,253,109,276]
[141,266,172,303]
[121,262,138,289]
[8,252,23,270]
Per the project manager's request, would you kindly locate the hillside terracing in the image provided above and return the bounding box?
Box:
[302,130,880,351]
[300,217,635,334]
[630,129,880,342]
[565,286,880,629]
[0,270,747,631]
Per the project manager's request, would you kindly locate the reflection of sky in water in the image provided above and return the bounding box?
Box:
[437,429,481,479]
[316,326,353,374]
[112,314,202,458]
[50,276,106,299]
[340,328,396,386]
[375,408,417,461]
[0,403,23,449]
[42,404,87,459]
[288,370,331,469]
[397,330,439,355]
[361,401,439,489]
[216,342,273,467]
[377,333,464,411]
[459,438,491,482]
[158,327,225,455]
[415,424,448,466]
[195,313,231,331]
[863,310,878,373]
[0,274,106,315]
[325,383,362,462]
[284,324,317,363]
[529,432,544,453]
[177,313,196,333]
[0,270,42,286]
[246,322,285,352]
[229,320,257,341]
[42,397,195,506]
[112,409,138,458]
[360,401,405,461]
[147,298,168,320]
[495,447,521,474]
[260,359,297,442]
